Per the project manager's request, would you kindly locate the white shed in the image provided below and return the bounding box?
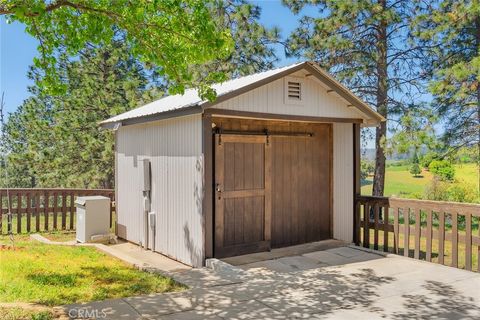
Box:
[101,61,384,267]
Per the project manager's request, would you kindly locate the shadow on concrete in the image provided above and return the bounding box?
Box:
[391,280,480,320]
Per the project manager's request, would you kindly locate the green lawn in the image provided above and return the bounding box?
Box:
[362,163,479,200]
[0,234,184,308]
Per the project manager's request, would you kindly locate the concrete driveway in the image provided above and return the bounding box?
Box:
[62,245,480,319]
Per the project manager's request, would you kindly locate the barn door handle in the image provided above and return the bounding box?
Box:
[216,183,222,199]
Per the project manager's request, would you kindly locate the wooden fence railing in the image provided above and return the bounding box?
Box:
[0,188,115,235]
[355,195,480,272]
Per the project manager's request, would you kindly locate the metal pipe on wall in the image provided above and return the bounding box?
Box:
[142,159,151,250]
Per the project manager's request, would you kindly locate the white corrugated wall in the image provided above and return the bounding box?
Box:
[115,114,204,267]
[332,123,354,243]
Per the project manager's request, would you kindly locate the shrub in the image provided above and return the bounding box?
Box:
[447,182,478,203]
[423,177,478,203]
[420,152,439,169]
[423,177,450,201]
[361,160,374,181]
[428,160,455,181]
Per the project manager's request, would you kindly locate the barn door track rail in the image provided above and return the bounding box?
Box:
[214,128,314,145]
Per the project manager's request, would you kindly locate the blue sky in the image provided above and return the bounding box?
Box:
[0,1,306,115]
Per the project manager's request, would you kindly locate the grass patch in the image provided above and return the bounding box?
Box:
[0,307,54,320]
[0,235,184,306]
[41,231,76,242]
[362,163,479,200]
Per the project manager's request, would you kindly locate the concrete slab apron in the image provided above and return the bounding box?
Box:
[62,246,480,320]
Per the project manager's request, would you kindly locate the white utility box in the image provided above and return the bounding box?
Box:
[75,196,111,243]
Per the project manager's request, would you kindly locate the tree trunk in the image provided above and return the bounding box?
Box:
[372,0,388,197]
[476,16,480,197]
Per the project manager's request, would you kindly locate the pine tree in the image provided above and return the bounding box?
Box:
[283,0,425,196]
[3,3,278,188]
[410,151,421,177]
[413,0,480,195]
[4,40,160,188]
[191,0,279,80]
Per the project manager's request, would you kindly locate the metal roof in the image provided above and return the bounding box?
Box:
[101,61,384,126]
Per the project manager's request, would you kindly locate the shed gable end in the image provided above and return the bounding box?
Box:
[212,70,364,120]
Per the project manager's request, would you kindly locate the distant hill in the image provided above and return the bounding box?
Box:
[362,148,413,162]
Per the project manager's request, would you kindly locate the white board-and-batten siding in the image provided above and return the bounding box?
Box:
[332,123,354,243]
[115,114,204,267]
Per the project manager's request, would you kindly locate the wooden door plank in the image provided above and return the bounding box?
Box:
[234,143,245,191]
[273,137,285,247]
[243,197,254,243]
[233,200,245,245]
[264,141,272,245]
[253,143,264,189]
[224,199,235,246]
[291,139,299,245]
[253,196,264,242]
[305,135,315,243]
[298,136,307,245]
[244,143,254,190]
[283,136,292,245]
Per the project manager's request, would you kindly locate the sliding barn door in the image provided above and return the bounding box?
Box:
[214,134,271,258]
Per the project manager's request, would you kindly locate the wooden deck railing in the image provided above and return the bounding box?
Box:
[355,195,480,272]
[0,188,115,235]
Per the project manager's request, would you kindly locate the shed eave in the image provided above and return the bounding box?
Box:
[100,105,203,128]
[100,61,385,127]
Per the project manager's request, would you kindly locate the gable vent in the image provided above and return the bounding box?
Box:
[287,81,302,100]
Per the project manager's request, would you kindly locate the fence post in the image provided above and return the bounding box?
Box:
[426,210,432,262]
[16,192,21,233]
[451,212,458,268]
[414,208,421,260]
[354,199,360,246]
[404,208,410,257]
[465,213,472,271]
[438,211,445,265]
